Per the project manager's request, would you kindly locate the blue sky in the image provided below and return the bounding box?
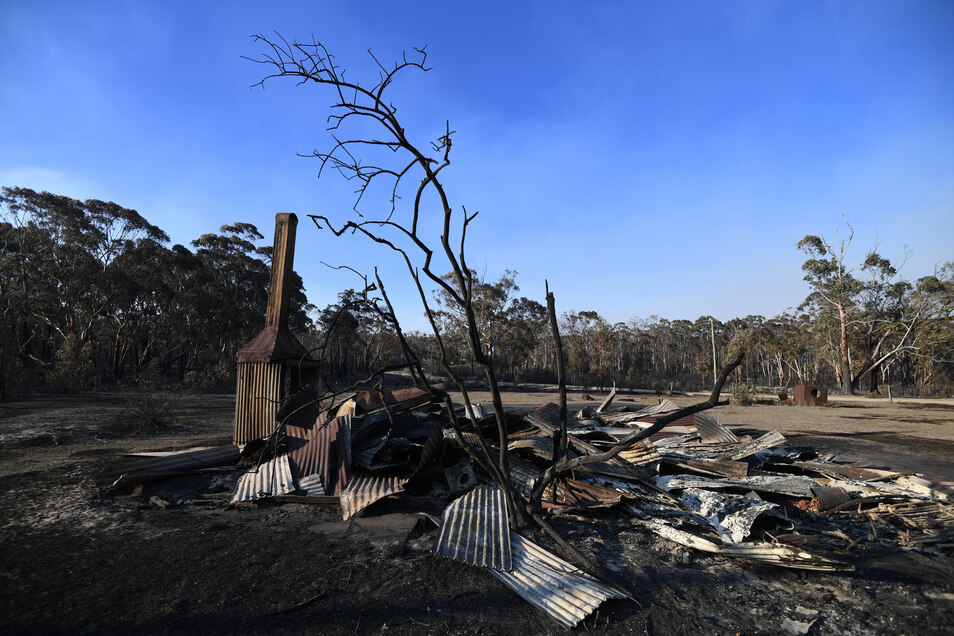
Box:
[1,1,952,330]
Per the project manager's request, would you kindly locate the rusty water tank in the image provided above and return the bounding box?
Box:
[793,384,828,406]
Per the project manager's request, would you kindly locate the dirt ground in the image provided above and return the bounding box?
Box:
[2,389,953,635]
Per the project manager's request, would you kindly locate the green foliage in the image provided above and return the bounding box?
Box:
[732,383,758,406]
[49,335,97,391]
[0,186,314,391]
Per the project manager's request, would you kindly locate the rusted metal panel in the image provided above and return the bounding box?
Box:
[542,477,625,510]
[488,532,626,629]
[235,328,314,364]
[97,444,239,490]
[233,361,282,444]
[636,413,697,442]
[694,413,739,444]
[618,439,661,466]
[532,402,562,425]
[340,472,407,520]
[810,486,850,511]
[433,485,512,572]
[231,453,295,502]
[793,384,829,406]
[287,413,352,495]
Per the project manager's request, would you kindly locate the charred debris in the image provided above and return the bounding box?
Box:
[97,386,954,630]
[94,213,954,630]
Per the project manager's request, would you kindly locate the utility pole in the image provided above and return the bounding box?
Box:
[710,317,718,391]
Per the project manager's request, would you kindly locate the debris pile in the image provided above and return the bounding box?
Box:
[98,388,954,629]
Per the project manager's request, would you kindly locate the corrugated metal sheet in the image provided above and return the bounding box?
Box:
[632,399,678,417]
[233,361,282,444]
[618,439,661,466]
[97,444,239,490]
[636,413,697,442]
[433,485,512,572]
[694,413,739,444]
[340,472,408,520]
[508,436,553,459]
[721,430,786,460]
[681,488,777,543]
[508,458,542,496]
[656,473,818,498]
[231,453,295,502]
[542,477,625,510]
[527,415,637,477]
[287,413,352,495]
[297,472,326,496]
[352,434,388,469]
[532,402,562,425]
[489,531,626,629]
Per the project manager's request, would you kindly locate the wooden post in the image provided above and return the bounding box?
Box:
[710,318,718,391]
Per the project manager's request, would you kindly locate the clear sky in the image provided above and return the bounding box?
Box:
[2,1,952,330]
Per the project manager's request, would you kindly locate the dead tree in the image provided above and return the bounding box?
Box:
[247,34,746,553]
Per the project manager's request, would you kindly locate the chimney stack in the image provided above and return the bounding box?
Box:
[233,213,315,445]
[265,213,297,332]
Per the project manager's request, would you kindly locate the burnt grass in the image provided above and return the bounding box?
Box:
[1,392,953,635]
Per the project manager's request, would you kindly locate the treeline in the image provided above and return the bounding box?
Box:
[3,186,952,398]
[0,186,312,396]
[317,258,954,397]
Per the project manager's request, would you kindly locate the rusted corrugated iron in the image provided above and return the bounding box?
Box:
[433,485,512,572]
[352,387,435,414]
[618,439,661,466]
[810,486,850,511]
[231,453,295,502]
[531,402,562,425]
[542,477,626,510]
[636,413,697,442]
[694,413,739,444]
[97,444,239,490]
[340,473,408,520]
[287,413,352,495]
[488,531,626,629]
[235,328,313,364]
[233,361,282,444]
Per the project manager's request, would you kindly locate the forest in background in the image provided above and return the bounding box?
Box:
[2,186,952,398]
